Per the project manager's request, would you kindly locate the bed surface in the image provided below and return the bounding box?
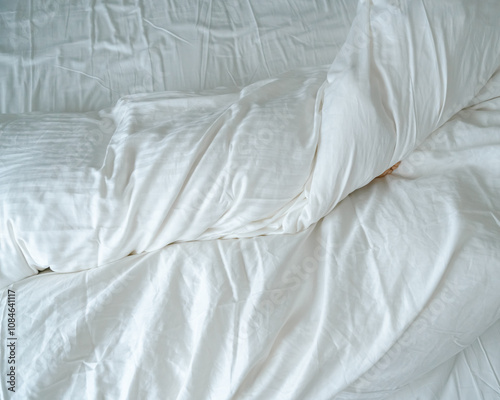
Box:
[0,0,355,114]
[1,1,500,399]
[6,98,500,397]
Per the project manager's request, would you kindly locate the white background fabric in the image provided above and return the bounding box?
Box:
[0,0,355,114]
[3,94,500,398]
[1,0,500,399]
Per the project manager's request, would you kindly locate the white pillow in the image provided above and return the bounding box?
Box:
[283,0,500,231]
[0,69,327,287]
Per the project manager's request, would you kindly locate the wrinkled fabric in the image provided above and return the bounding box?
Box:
[1,0,500,398]
[2,89,500,398]
[0,0,356,114]
[2,0,500,286]
[0,68,328,283]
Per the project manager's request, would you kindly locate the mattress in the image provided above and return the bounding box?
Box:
[1,0,500,399]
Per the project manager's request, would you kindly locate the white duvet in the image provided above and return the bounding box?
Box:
[2,0,500,287]
[3,85,500,398]
[1,0,500,398]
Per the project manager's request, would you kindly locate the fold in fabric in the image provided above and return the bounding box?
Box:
[1,0,500,287]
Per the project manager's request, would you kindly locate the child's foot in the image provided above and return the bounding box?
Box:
[376,161,401,178]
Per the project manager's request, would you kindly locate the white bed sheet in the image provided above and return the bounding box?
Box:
[1,0,500,398]
[4,0,500,289]
[2,89,500,398]
[382,319,500,400]
[0,0,355,114]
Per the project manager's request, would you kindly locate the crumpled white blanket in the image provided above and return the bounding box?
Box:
[1,0,500,287]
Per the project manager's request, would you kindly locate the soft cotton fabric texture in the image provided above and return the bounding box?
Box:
[2,0,500,287]
[3,86,500,398]
[0,68,327,285]
[0,0,356,114]
[1,0,500,399]
[298,0,500,228]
